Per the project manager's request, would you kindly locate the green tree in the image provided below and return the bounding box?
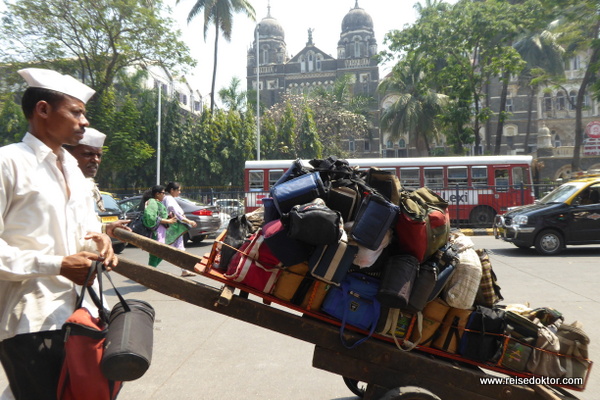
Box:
[1,0,195,103]
[179,0,255,113]
[553,0,600,171]
[514,30,565,152]
[276,101,297,159]
[218,76,247,112]
[378,54,448,156]
[383,0,543,154]
[0,95,27,146]
[297,104,322,159]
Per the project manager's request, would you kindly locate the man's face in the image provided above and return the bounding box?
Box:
[69,144,103,178]
[45,96,89,147]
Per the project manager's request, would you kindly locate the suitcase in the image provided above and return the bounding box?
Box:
[432,307,473,354]
[351,194,398,251]
[270,172,325,214]
[261,197,280,223]
[262,219,312,267]
[410,298,450,346]
[272,262,309,302]
[377,254,419,309]
[459,306,506,362]
[326,185,361,222]
[321,273,381,348]
[224,231,283,293]
[406,260,438,312]
[285,201,343,246]
[365,167,402,205]
[309,232,357,286]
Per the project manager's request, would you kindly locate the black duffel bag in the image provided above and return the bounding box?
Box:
[283,200,343,246]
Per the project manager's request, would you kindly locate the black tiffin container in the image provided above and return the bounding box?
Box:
[101,299,155,381]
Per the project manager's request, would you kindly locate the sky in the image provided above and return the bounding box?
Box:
[168,0,454,105]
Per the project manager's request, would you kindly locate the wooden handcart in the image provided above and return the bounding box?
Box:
[113,229,585,400]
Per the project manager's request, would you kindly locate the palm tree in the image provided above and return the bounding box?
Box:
[513,30,564,153]
[378,55,448,156]
[180,0,255,113]
[218,76,246,112]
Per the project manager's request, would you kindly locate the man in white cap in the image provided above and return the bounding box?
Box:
[0,68,118,400]
[65,127,131,236]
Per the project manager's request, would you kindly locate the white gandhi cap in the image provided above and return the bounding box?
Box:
[18,68,96,104]
[79,128,106,148]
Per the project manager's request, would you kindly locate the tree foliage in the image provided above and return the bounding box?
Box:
[382,0,544,154]
[0,0,195,102]
[262,94,369,159]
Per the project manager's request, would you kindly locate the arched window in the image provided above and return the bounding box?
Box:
[354,40,361,57]
[262,48,269,64]
[554,134,561,148]
[300,56,305,73]
[556,91,565,110]
[569,90,577,110]
[544,93,552,112]
[398,139,406,148]
[386,140,393,149]
[316,55,322,71]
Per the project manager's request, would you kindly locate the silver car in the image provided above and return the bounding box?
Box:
[214,198,245,217]
[118,195,221,243]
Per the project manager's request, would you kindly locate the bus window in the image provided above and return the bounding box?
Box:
[249,170,265,191]
[512,167,529,186]
[424,167,443,188]
[268,169,284,188]
[495,169,509,191]
[448,166,468,187]
[400,168,420,189]
[472,166,488,187]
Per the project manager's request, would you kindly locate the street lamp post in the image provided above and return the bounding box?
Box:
[256,23,261,161]
[157,84,162,184]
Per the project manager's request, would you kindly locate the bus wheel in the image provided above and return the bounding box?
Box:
[469,206,496,228]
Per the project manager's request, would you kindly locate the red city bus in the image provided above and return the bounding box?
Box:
[244,156,535,226]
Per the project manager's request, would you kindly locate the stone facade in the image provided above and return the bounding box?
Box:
[246,1,380,158]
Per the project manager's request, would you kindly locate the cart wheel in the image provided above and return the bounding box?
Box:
[343,377,367,398]
[380,386,441,400]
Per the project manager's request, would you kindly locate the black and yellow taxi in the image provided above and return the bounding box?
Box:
[97,191,127,253]
[494,174,600,255]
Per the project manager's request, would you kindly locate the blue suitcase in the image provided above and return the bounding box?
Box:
[351,194,399,251]
[270,172,325,214]
[309,235,357,286]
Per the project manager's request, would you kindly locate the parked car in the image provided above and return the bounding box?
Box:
[117,195,221,243]
[214,198,244,217]
[494,175,600,255]
[97,192,127,254]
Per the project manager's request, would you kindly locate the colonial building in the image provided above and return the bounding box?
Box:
[246,1,381,157]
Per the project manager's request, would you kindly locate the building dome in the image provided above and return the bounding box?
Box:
[341,3,373,33]
[256,15,284,40]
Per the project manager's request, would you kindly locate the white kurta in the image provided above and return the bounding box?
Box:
[0,133,101,342]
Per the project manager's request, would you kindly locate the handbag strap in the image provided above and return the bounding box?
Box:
[74,261,131,321]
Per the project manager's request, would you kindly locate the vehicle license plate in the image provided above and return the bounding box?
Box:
[101,216,119,223]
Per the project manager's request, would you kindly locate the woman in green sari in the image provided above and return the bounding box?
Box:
[141,185,188,267]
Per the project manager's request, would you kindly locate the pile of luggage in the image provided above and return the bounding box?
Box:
[210,157,592,390]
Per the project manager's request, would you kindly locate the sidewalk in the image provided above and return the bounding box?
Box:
[458,228,494,236]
